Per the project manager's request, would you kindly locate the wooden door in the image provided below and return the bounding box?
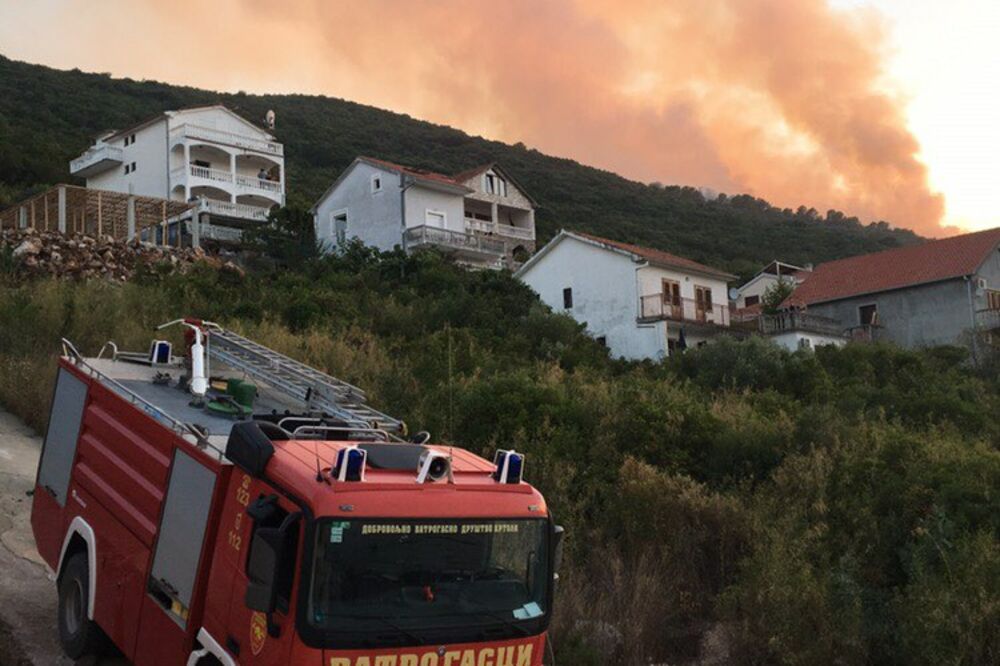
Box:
[695,286,713,322]
[662,279,681,318]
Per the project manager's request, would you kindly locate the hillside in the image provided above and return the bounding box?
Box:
[1,249,997,664]
[0,54,921,277]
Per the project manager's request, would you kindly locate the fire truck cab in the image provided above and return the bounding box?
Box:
[31,323,560,666]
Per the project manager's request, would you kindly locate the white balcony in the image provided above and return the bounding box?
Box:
[70,144,124,177]
[464,217,535,241]
[169,124,283,156]
[405,225,506,268]
[172,164,283,203]
[235,173,282,195]
[200,199,272,222]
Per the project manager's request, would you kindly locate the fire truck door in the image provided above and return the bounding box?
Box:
[134,448,219,665]
[225,485,300,663]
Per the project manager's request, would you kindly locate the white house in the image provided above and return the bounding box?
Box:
[733,260,810,309]
[70,105,284,237]
[516,230,737,360]
[311,157,536,269]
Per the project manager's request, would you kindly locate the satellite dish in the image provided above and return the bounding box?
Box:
[264,109,276,130]
[728,287,740,301]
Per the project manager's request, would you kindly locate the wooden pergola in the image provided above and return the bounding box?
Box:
[0,185,196,246]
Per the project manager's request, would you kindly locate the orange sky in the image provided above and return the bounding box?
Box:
[1,0,986,236]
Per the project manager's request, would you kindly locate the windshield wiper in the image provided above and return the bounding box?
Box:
[462,600,532,637]
[376,616,425,645]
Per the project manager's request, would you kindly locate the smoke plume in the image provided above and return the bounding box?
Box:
[15,0,949,234]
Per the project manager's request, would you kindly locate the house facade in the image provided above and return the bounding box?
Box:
[311,157,535,269]
[70,106,284,235]
[734,260,810,309]
[786,227,1000,349]
[516,231,736,360]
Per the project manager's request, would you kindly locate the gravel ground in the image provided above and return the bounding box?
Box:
[0,408,125,666]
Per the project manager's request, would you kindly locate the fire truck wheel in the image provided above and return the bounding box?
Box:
[57,552,108,659]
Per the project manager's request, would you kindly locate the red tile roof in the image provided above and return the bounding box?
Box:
[451,163,495,184]
[572,231,736,281]
[787,227,1000,306]
[358,156,469,189]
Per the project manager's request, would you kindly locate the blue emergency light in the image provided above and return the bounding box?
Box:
[493,449,524,484]
[334,446,367,482]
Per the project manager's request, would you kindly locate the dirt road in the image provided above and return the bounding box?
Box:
[0,407,125,666]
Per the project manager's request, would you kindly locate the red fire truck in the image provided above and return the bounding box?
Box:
[32,320,561,665]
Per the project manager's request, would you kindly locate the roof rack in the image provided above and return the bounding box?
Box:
[60,338,223,458]
[205,327,405,437]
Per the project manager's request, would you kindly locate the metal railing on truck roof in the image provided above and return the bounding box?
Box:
[60,338,226,459]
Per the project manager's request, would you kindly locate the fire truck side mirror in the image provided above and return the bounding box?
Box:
[553,525,565,578]
[245,527,283,614]
[227,421,275,477]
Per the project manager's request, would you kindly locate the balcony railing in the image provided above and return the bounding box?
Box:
[193,221,246,243]
[758,311,845,337]
[639,294,730,327]
[235,173,282,193]
[173,164,282,196]
[464,217,535,241]
[405,225,506,257]
[190,165,233,183]
[844,324,884,343]
[170,124,283,156]
[70,144,124,175]
[200,199,272,222]
[976,308,1000,331]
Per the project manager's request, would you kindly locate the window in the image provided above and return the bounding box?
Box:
[370,174,382,194]
[744,295,760,307]
[332,211,348,244]
[987,290,1000,311]
[497,176,507,197]
[307,519,550,647]
[596,335,607,347]
[124,164,130,174]
[859,304,879,326]
[563,287,573,309]
[425,210,446,228]
[695,286,713,321]
[246,495,300,613]
[798,338,812,350]
[193,160,211,169]
[130,161,137,172]
[662,279,681,317]
[485,173,496,194]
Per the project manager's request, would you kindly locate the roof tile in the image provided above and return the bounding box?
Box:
[572,231,736,281]
[788,227,1000,306]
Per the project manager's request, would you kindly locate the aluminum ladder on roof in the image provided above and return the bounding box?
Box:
[206,327,404,434]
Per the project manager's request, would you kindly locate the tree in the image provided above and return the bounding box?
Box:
[761,279,797,314]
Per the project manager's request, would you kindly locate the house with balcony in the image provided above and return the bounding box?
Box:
[784,227,1000,349]
[515,230,737,360]
[310,157,536,269]
[70,105,284,241]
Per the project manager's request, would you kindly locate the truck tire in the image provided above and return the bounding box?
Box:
[57,552,107,659]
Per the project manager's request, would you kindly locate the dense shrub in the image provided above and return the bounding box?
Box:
[0,252,996,665]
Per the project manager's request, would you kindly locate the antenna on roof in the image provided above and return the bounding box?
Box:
[265,109,276,130]
[313,440,327,484]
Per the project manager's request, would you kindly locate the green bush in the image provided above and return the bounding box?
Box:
[0,253,996,665]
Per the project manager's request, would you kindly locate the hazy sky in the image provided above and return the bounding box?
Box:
[1,0,997,236]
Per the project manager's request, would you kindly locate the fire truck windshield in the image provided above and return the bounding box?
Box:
[306,518,551,646]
